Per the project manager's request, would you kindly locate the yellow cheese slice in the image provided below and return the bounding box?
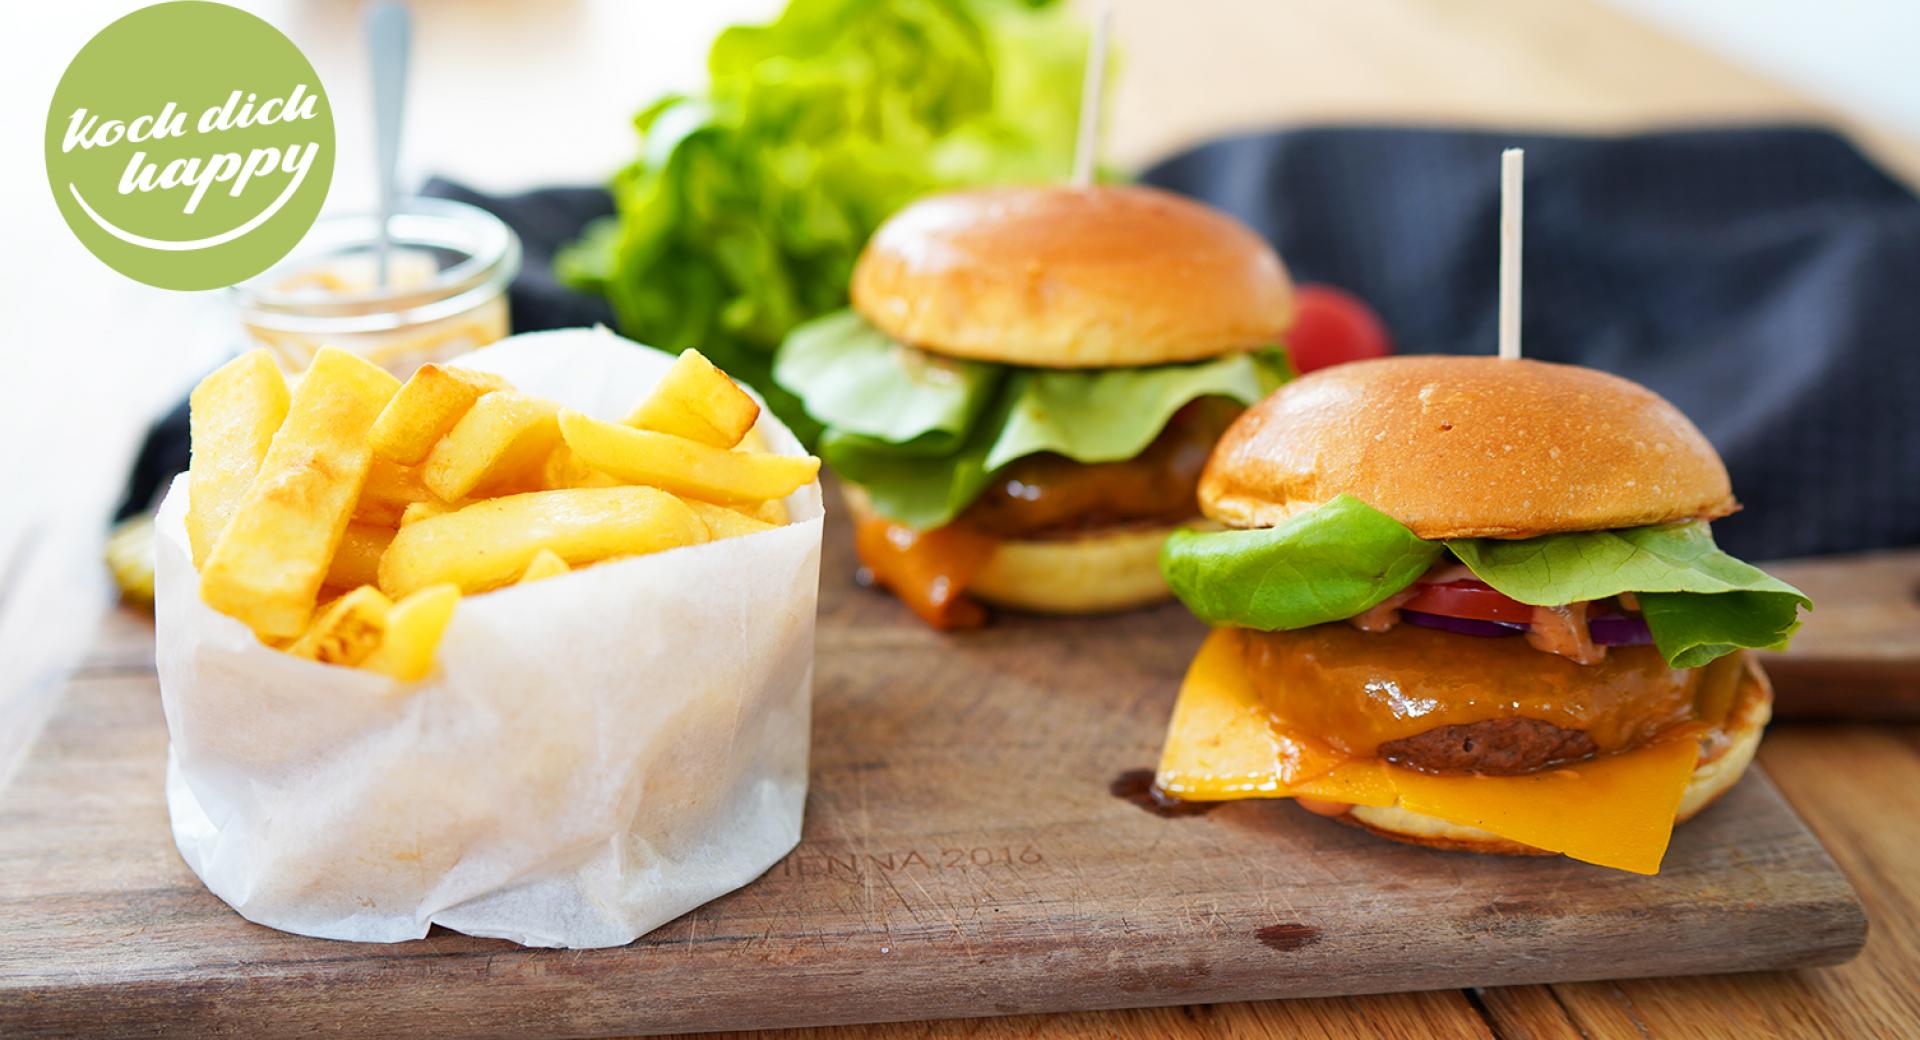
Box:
[1154,628,1386,801]
[1155,628,1701,874]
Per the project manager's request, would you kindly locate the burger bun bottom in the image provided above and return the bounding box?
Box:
[842,484,1186,615]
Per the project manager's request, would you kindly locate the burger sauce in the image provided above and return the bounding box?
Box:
[855,399,1238,628]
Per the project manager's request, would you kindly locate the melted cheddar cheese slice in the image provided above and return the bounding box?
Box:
[1156,628,1701,874]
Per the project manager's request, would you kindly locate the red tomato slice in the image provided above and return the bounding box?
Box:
[1286,284,1393,373]
[1402,580,1534,625]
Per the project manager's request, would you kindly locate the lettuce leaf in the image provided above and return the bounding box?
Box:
[819,412,1007,529]
[1160,496,1809,668]
[985,351,1293,472]
[1160,495,1445,630]
[556,0,1089,439]
[781,311,1292,528]
[774,310,1001,450]
[1447,525,1810,668]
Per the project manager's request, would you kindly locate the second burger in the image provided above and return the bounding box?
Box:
[774,185,1296,628]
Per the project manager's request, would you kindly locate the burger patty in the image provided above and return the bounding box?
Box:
[1240,624,1700,763]
[1379,718,1598,776]
[960,398,1238,538]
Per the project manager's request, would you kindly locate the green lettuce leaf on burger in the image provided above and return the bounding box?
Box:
[774,183,1301,627]
[1163,495,1807,669]
[1149,353,1811,876]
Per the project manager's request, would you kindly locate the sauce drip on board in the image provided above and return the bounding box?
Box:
[1109,768,1221,818]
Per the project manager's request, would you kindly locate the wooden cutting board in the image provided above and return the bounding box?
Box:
[0,512,1871,1038]
[1756,548,1920,719]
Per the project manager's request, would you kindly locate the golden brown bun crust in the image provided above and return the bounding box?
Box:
[851,185,1292,369]
[841,485,1182,615]
[1324,656,1773,858]
[970,523,1180,614]
[1200,355,1737,539]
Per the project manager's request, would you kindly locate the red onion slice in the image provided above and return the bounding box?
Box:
[1588,614,1653,646]
[1400,610,1527,638]
[1396,607,1652,648]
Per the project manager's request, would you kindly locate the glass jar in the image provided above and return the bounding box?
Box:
[231,197,520,376]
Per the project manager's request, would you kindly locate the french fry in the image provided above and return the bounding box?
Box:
[422,391,561,501]
[749,497,789,525]
[368,364,511,465]
[400,499,460,526]
[624,349,760,448]
[517,548,571,583]
[380,486,708,596]
[287,585,392,665]
[200,348,400,639]
[326,522,396,589]
[106,516,157,605]
[187,349,290,564]
[558,410,818,506]
[540,444,620,490]
[362,583,460,681]
[354,458,438,527]
[733,427,789,524]
[682,500,777,542]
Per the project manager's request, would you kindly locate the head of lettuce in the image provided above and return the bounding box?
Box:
[557,0,1096,440]
[1150,354,1809,876]
[773,184,1298,628]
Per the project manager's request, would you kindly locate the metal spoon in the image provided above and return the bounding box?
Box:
[366,2,411,289]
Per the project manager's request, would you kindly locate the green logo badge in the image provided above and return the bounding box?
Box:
[45,1,334,291]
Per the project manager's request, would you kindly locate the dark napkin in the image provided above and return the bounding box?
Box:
[120,127,1920,561]
[1141,125,1920,561]
[419,179,617,332]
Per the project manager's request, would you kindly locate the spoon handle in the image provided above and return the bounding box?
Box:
[367,2,411,289]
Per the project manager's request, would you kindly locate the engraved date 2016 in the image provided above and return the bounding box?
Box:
[776,844,1045,879]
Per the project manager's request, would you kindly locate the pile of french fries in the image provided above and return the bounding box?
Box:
[186,345,819,681]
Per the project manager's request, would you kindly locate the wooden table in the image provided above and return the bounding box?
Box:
[3,1,1916,1037]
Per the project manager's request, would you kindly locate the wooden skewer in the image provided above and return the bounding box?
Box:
[1498,147,1524,360]
[1070,2,1114,188]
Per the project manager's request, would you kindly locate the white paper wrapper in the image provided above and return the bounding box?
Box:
[155,327,822,948]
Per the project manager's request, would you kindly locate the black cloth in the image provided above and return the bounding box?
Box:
[418,178,617,332]
[1141,125,1920,560]
[120,127,1920,562]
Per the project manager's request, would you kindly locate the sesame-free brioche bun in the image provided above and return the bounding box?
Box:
[851,185,1293,369]
[1324,655,1772,858]
[842,485,1183,615]
[1200,355,1737,539]
[970,524,1180,614]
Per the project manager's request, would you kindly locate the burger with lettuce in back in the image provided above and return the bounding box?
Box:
[1152,355,1811,874]
[774,184,1297,628]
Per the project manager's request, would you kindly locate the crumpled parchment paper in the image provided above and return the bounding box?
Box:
[155,327,821,948]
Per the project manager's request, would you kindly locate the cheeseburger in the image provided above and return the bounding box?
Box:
[1154,356,1810,874]
[773,185,1294,628]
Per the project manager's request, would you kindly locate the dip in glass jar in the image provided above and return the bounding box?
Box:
[232,197,520,376]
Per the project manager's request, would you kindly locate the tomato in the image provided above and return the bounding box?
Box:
[1286,284,1393,373]
[1402,580,1534,625]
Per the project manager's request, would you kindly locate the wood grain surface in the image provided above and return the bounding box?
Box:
[1756,550,1920,720]
[0,510,1868,1038]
